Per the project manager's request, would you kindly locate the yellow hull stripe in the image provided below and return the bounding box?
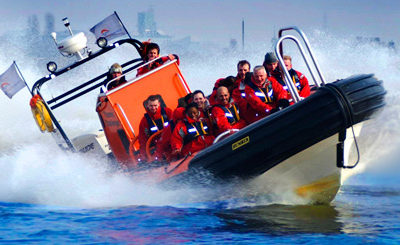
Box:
[295,174,340,198]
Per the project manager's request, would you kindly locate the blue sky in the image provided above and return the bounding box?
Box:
[0,0,399,44]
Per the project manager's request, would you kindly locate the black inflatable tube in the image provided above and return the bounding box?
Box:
[186,74,386,179]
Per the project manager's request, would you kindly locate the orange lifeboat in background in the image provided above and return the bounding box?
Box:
[96,59,191,168]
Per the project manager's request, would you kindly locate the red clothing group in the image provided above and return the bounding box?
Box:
[137,63,311,162]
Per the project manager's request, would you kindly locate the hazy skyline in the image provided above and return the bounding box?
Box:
[0,0,399,44]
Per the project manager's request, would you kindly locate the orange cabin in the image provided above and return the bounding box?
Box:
[96,60,190,167]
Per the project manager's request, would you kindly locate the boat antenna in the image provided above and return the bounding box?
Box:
[62,17,74,36]
[49,17,88,62]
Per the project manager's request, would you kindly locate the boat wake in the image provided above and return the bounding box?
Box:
[0,30,399,208]
[0,141,303,208]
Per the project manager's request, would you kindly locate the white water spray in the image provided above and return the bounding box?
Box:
[0,28,398,208]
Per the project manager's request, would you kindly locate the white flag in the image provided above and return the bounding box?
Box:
[90,13,127,41]
[0,62,26,99]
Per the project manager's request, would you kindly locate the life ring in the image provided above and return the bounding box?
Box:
[145,129,163,161]
[30,94,54,132]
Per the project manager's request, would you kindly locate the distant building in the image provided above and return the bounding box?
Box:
[136,7,170,39]
[134,7,201,53]
[356,36,397,51]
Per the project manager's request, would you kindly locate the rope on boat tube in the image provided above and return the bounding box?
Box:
[322,84,360,169]
[345,124,360,169]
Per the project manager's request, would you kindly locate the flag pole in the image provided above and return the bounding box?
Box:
[13,61,33,96]
[242,19,245,51]
[114,11,132,39]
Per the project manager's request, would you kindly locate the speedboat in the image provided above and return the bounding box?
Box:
[29,22,386,204]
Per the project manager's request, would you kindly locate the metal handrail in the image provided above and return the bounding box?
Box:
[275,35,319,103]
[104,57,178,93]
[278,26,326,86]
[32,38,144,153]
[32,38,144,94]
[213,129,239,144]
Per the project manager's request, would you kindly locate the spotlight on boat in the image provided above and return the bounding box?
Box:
[97,37,108,48]
[47,61,57,73]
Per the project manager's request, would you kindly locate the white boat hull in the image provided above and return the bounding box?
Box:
[248,123,363,204]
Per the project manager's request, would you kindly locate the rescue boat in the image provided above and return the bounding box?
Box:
[29,25,386,204]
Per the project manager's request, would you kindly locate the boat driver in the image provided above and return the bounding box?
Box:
[138,95,173,161]
[137,42,179,76]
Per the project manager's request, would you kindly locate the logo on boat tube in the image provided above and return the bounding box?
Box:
[232,136,249,151]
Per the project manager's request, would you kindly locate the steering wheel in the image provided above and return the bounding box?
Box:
[145,129,164,161]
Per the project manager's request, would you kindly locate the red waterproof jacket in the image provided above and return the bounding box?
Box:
[244,76,288,123]
[208,78,224,106]
[288,69,310,98]
[210,75,244,106]
[138,106,173,159]
[170,115,215,157]
[270,69,310,101]
[137,55,179,76]
[231,78,250,122]
[210,103,247,135]
[154,107,185,161]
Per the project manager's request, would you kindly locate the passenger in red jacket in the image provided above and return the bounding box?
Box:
[192,90,209,120]
[234,60,251,87]
[138,95,173,160]
[231,60,251,121]
[263,52,279,78]
[137,43,179,76]
[208,76,236,106]
[283,55,310,99]
[171,103,215,158]
[210,86,247,135]
[244,66,289,123]
[154,107,186,161]
[263,52,310,102]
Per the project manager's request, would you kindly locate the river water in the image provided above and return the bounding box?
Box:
[0,30,399,243]
[1,183,400,243]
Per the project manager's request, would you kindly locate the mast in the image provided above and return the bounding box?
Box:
[242,19,245,51]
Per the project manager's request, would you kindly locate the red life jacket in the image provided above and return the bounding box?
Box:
[214,104,240,125]
[144,107,170,136]
[247,79,275,103]
[183,120,211,145]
